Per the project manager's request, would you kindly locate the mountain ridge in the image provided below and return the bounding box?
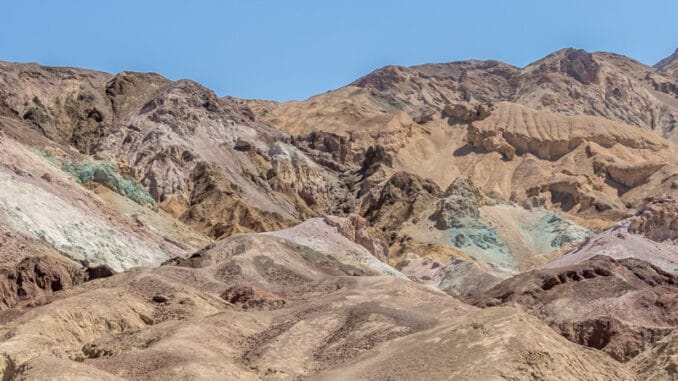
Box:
[0,47,677,379]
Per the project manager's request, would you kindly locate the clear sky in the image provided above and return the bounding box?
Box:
[1,0,676,101]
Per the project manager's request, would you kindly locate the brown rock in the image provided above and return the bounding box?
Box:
[628,197,678,241]
[441,103,492,125]
[220,285,285,310]
[324,214,389,262]
[558,49,601,85]
[0,256,86,310]
[470,255,678,361]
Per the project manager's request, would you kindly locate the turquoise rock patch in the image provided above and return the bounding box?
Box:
[62,161,156,206]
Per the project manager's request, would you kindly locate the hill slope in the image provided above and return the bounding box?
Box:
[0,48,677,379]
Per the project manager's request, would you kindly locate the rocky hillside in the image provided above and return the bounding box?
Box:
[0,62,347,242]
[248,49,678,279]
[0,47,677,380]
[0,230,638,380]
[253,49,678,140]
[471,255,677,362]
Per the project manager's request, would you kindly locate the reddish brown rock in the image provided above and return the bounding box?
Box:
[0,256,86,310]
[470,255,678,361]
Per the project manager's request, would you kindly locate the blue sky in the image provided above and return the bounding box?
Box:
[1,0,676,101]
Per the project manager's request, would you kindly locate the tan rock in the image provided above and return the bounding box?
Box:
[628,197,678,241]
[324,214,389,262]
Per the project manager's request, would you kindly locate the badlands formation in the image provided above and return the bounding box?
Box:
[0,48,676,380]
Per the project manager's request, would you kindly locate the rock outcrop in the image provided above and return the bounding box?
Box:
[467,102,667,161]
[655,47,678,77]
[0,255,114,310]
[628,197,678,241]
[249,54,678,229]
[630,330,678,380]
[429,177,486,230]
[0,62,349,244]
[471,255,678,361]
[324,214,389,262]
[361,172,442,237]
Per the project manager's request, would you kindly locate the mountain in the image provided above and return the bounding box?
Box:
[248,50,678,278]
[0,48,677,379]
[655,47,678,77]
[251,48,678,141]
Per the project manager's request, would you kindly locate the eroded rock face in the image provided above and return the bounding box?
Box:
[361,145,393,172]
[269,48,678,142]
[655,47,678,77]
[0,57,674,279]
[441,103,492,125]
[628,197,678,241]
[267,141,344,217]
[544,201,678,274]
[593,157,666,188]
[0,49,676,379]
[0,63,114,154]
[558,49,601,85]
[324,214,389,262]
[352,65,407,92]
[248,50,678,240]
[362,172,442,238]
[182,161,294,238]
[553,319,672,362]
[630,330,678,380]
[0,62,348,249]
[0,256,114,310]
[470,255,678,361]
[526,177,628,219]
[429,177,485,229]
[291,131,354,171]
[468,102,667,161]
[105,71,172,120]
[466,126,516,160]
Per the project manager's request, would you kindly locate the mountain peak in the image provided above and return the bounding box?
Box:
[655,47,678,70]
